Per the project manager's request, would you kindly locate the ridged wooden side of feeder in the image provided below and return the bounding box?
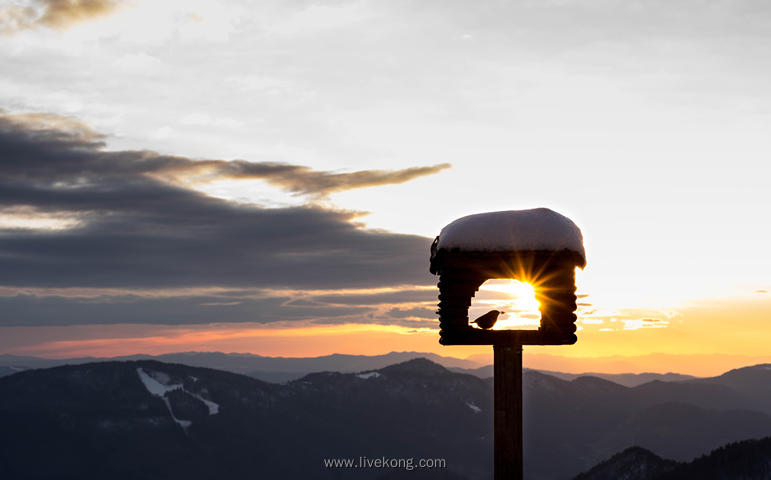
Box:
[430,247,583,346]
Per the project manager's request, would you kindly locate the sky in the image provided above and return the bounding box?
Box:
[0,0,770,375]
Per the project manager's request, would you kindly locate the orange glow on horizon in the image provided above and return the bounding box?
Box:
[0,294,769,377]
[2,322,487,361]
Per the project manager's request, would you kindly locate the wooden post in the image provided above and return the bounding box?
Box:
[494,343,523,480]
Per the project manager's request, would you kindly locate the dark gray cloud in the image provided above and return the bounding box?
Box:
[0,113,438,292]
[0,285,441,326]
[0,293,376,327]
[310,289,436,306]
[0,114,448,198]
[0,0,121,33]
[386,306,435,319]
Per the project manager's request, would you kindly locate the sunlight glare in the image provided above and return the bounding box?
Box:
[507,280,540,312]
[472,279,541,330]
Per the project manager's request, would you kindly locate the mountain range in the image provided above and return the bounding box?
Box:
[0,351,482,383]
[0,351,696,386]
[1,358,770,479]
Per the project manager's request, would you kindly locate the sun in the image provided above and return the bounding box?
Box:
[506,280,541,313]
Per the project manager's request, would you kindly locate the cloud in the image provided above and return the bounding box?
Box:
[1,0,121,33]
[386,306,435,319]
[0,292,376,327]
[310,288,436,306]
[621,318,668,331]
[0,112,439,293]
[0,4,37,34]
[0,113,449,198]
[37,0,120,28]
[203,161,452,197]
[0,284,445,327]
[0,284,442,327]
[152,159,451,198]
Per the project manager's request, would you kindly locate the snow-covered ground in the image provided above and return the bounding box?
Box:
[188,391,219,415]
[465,401,481,414]
[137,368,183,397]
[356,371,382,380]
[136,368,220,429]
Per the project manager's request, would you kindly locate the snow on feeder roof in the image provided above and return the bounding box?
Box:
[430,208,586,346]
[435,208,585,266]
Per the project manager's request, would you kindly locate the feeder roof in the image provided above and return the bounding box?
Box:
[436,208,585,264]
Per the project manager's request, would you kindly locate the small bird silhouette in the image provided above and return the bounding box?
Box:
[471,310,503,329]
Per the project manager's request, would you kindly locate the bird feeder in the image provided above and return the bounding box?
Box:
[429,208,586,480]
[429,208,586,346]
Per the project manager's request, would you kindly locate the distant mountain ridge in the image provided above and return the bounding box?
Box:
[0,351,706,385]
[0,351,485,382]
[575,437,771,479]
[450,365,696,387]
[2,358,771,479]
[466,352,771,378]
